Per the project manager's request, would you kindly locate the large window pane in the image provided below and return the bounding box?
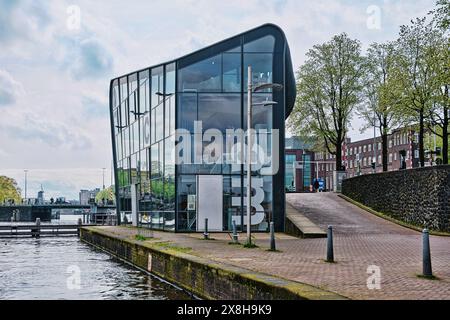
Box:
[155,103,164,142]
[165,63,175,95]
[152,67,164,108]
[178,55,221,92]
[198,94,240,131]
[244,35,275,52]
[139,70,150,115]
[177,93,197,132]
[223,53,241,92]
[244,53,273,90]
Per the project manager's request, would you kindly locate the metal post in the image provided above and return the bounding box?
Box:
[35,218,41,238]
[203,218,209,240]
[232,220,238,244]
[326,225,334,262]
[246,65,252,246]
[270,222,276,251]
[77,218,82,237]
[422,229,433,277]
[24,169,28,203]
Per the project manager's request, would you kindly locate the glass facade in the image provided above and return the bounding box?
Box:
[109,24,296,232]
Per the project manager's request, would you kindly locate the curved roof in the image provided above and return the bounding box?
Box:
[111,23,296,119]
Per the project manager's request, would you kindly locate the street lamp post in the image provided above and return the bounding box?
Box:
[102,168,106,190]
[245,65,283,247]
[24,169,28,204]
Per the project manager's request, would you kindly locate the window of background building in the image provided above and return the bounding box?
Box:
[389,153,393,163]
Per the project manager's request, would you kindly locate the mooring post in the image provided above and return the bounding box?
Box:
[326,225,334,262]
[35,218,41,238]
[232,220,238,243]
[422,228,433,277]
[270,221,276,251]
[77,218,82,237]
[203,218,209,240]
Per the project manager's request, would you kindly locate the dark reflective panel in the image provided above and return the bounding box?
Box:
[178,55,221,92]
[177,93,197,132]
[139,69,150,115]
[244,35,275,52]
[176,175,197,232]
[244,53,273,90]
[223,53,241,92]
[198,94,240,131]
[151,67,164,108]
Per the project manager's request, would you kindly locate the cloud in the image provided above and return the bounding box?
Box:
[81,93,108,118]
[0,0,52,45]
[68,38,114,80]
[0,69,24,106]
[2,112,93,150]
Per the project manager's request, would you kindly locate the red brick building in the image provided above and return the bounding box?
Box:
[314,128,421,191]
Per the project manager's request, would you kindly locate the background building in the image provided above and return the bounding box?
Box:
[79,188,100,206]
[109,24,296,232]
[314,128,421,190]
[285,137,316,193]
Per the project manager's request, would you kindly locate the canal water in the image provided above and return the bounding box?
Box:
[0,215,191,300]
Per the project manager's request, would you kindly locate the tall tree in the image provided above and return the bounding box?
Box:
[393,17,442,167]
[427,38,450,164]
[0,176,22,204]
[359,42,402,171]
[427,0,450,164]
[288,33,365,170]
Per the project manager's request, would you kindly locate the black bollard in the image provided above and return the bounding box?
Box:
[77,218,82,237]
[326,225,334,262]
[203,218,209,240]
[422,229,433,277]
[35,218,41,238]
[270,222,276,251]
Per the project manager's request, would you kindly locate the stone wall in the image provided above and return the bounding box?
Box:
[342,166,450,232]
[80,227,345,300]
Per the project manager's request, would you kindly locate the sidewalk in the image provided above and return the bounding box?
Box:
[95,223,450,300]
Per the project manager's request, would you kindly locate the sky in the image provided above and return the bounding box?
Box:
[0,0,437,199]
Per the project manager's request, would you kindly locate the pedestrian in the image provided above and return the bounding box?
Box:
[313,179,320,193]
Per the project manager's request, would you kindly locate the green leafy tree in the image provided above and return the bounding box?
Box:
[288,33,366,170]
[359,42,403,171]
[95,186,115,204]
[392,17,443,167]
[0,176,22,204]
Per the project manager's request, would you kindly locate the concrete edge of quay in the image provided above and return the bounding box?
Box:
[338,194,450,237]
[79,226,347,300]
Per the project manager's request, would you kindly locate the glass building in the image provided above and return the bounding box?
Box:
[109,24,296,232]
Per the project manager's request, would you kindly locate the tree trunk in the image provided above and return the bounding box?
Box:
[335,142,343,171]
[382,132,388,172]
[419,109,425,167]
[443,104,449,165]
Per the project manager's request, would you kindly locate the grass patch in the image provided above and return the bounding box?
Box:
[152,241,192,253]
[243,242,258,249]
[228,241,241,246]
[134,234,147,241]
[266,249,282,253]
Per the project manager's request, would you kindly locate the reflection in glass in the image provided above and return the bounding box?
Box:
[223,54,241,92]
[244,35,275,52]
[178,55,221,92]
[244,53,273,90]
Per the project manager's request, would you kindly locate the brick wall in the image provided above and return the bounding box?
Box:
[342,166,450,232]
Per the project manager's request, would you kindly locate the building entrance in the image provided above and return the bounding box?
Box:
[196,175,223,232]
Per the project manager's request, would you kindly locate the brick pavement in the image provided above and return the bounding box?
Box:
[98,193,450,300]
